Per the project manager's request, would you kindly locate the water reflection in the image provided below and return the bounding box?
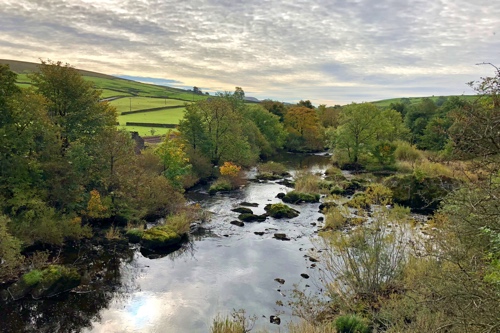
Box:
[1,153,332,333]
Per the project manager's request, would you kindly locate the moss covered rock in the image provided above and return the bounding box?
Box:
[238,213,267,222]
[231,207,254,214]
[282,191,320,204]
[264,203,300,219]
[8,265,81,300]
[141,225,183,250]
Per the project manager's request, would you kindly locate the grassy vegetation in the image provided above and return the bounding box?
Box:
[110,96,186,113]
[118,107,186,125]
[117,125,171,136]
[372,95,476,107]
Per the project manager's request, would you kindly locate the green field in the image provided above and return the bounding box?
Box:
[2,59,209,102]
[372,95,477,107]
[118,125,173,137]
[100,89,133,99]
[110,96,187,113]
[118,106,186,125]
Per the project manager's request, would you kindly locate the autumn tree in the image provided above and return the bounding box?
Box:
[284,106,324,151]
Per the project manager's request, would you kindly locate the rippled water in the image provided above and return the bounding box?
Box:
[0,153,331,333]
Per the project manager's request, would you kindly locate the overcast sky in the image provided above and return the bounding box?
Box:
[1,0,499,105]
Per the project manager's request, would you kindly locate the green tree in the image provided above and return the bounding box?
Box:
[260,99,287,121]
[329,103,383,164]
[30,60,117,153]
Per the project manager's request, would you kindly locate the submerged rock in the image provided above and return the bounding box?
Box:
[254,231,265,236]
[238,213,267,222]
[240,202,259,207]
[274,233,290,241]
[231,207,254,214]
[230,220,245,227]
[270,315,281,325]
[274,278,285,284]
[300,273,310,279]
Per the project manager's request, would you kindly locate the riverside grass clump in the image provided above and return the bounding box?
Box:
[256,161,289,179]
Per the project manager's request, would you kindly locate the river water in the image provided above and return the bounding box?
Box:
[0,154,331,333]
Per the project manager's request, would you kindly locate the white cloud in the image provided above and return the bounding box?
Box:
[1,0,499,104]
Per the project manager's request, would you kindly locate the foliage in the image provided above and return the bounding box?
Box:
[209,178,233,195]
[294,171,322,193]
[285,106,324,151]
[371,141,396,165]
[317,207,410,310]
[393,140,423,164]
[220,162,241,177]
[210,309,256,333]
[0,215,24,281]
[334,315,370,333]
[257,161,288,176]
[85,189,110,219]
[329,103,404,165]
[155,133,191,190]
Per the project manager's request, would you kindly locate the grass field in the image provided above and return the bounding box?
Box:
[2,59,208,102]
[110,97,187,113]
[100,89,133,99]
[372,95,477,107]
[118,125,173,136]
[118,106,186,125]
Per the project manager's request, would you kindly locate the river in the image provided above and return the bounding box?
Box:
[0,153,331,333]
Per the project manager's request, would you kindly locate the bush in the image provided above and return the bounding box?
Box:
[209,178,233,195]
[334,314,370,333]
[257,161,288,176]
[0,215,24,281]
[394,141,423,164]
[165,212,191,235]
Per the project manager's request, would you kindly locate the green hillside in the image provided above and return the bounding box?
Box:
[0,59,209,136]
[371,95,477,107]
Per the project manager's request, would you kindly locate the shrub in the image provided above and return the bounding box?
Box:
[334,314,370,333]
[166,212,191,235]
[209,178,233,195]
[394,141,423,164]
[258,161,289,176]
[220,161,242,177]
[323,206,350,231]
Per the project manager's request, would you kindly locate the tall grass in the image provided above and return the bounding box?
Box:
[294,171,322,193]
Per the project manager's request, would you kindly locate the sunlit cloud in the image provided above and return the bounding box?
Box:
[1,0,499,105]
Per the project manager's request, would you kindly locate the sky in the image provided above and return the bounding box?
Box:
[1,0,499,105]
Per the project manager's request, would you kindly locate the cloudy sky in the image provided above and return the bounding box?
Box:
[1,0,499,105]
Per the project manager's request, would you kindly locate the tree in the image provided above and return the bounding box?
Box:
[260,99,287,121]
[297,100,314,109]
[234,87,245,100]
[284,106,324,151]
[30,60,117,153]
[330,103,383,164]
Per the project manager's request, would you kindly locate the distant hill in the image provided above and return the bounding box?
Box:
[0,59,117,80]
